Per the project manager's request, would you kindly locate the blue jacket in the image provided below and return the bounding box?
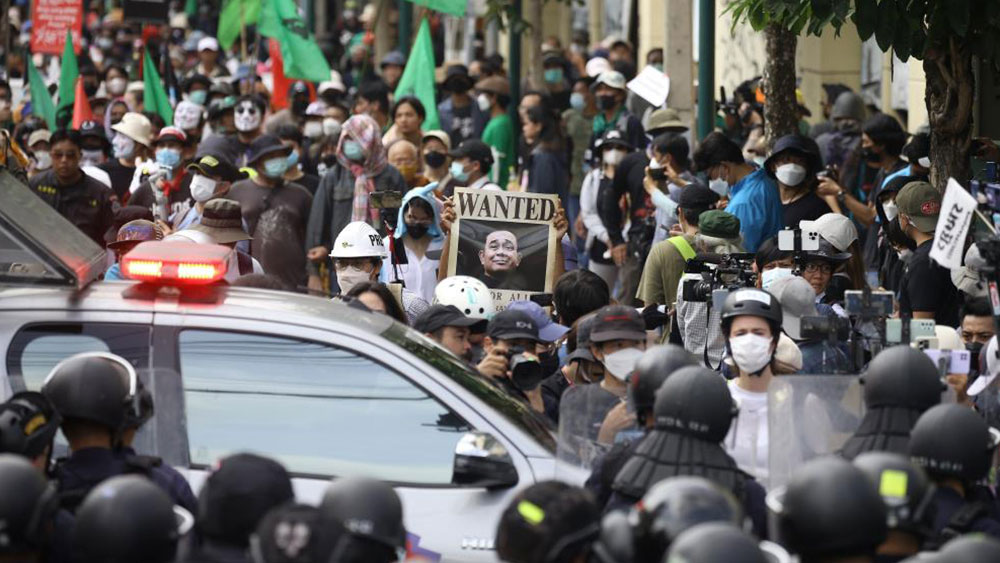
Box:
[725,168,783,252]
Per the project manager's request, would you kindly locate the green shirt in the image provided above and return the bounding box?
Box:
[481,113,515,188]
[563,108,593,196]
[636,234,696,308]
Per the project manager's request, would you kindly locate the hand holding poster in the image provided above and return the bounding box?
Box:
[30,0,82,55]
[930,178,977,269]
[448,188,559,309]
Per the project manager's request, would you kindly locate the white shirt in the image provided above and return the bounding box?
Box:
[380,237,444,303]
[724,381,769,484]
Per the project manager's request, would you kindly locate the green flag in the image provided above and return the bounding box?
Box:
[394,19,440,131]
[258,0,331,83]
[26,52,56,130]
[217,0,261,50]
[55,30,78,128]
[405,0,466,17]
[143,48,174,124]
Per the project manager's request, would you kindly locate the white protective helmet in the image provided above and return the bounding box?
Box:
[165,230,216,244]
[433,276,495,320]
[329,221,389,259]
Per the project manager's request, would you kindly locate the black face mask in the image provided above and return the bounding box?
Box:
[405,223,429,239]
[967,341,985,379]
[424,151,446,168]
[322,154,337,167]
[538,350,561,376]
[84,82,99,97]
[597,95,618,111]
[862,147,881,163]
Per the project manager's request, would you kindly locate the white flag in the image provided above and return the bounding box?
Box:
[626,66,671,108]
[930,178,977,269]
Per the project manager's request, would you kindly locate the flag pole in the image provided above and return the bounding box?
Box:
[240,2,247,62]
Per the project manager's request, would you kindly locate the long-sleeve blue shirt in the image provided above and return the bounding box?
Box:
[725,168,784,252]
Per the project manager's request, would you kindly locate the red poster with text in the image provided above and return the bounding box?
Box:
[30,0,83,55]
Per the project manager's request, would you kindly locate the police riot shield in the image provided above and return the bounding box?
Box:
[557,383,633,471]
[767,375,865,490]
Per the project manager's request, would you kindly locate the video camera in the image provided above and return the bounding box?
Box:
[681,252,758,309]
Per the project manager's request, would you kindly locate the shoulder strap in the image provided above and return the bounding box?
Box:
[122,453,163,473]
[932,501,992,549]
[667,236,697,261]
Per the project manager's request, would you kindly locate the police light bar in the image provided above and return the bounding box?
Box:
[121,241,230,285]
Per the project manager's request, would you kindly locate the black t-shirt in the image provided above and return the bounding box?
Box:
[293,172,321,195]
[28,169,115,246]
[98,159,137,202]
[782,192,832,228]
[898,240,962,327]
[600,151,650,247]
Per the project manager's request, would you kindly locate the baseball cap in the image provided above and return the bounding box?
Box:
[812,213,858,252]
[585,57,611,78]
[198,37,220,52]
[380,50,406,68]
[450,139,493,166]
[506,300,570,343]
[413,305,488,334]
[677,182,720,210]
[154,126,188,145]
[591,70,626,91]
[804,239,851,264]
[475,76,510,97]
[422,130,451,153]
[487,310,540,342]
[590,304,645,343]
[895,181,941,233]
[768,275,818,340]
[108,220,163,250]
[186,154,248,182]
[305,101,328,117]
[79,120,108,142]
[27,129,51,147]
[698,210,741,239]
[565,313,598,363]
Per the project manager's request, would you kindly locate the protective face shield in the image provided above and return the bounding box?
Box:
[774,163,807,187]
[234,102,262,132]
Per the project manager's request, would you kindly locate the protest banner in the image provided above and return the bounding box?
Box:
[30,0,82,55]
[448,188,559,309]
[930,178,977,269]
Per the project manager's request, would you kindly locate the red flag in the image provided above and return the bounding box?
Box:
[269,39,315,111]
[71,76,94,129]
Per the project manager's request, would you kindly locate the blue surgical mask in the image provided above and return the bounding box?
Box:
[450,161,469,183]
[189,90,208,106]
[155,148,181,168]
[544,68,564,84]
[287,149,300,168]
[343,140,364,162]
[570,92,585,111]
[263,157,290,178]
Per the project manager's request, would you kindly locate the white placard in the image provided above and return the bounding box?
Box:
[626,65,671,108]
[930,178,977,269]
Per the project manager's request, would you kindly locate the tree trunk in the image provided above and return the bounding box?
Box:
[924,37,974,192]
[762,23,798,146]
[524,0,544,90]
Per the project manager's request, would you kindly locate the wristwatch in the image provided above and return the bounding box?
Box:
[836,190,847,205]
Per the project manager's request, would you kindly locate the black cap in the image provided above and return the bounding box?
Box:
[487,310,541,342]
[597,129,632,151]
[184,73,212,92]
[442,64,473,92]
[763,134,822,177]
[589,304,646,343]
[186,153,248,182]
[79,120,110,147]
[246,134,292,165]
[677,182,720,210]
[413,305,488,334]
[450,139,494,167]
[565,313,597,363]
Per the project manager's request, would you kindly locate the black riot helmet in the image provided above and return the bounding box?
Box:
[628,345,697,427]
[0,454,58,554]
[250,503,348,563]
[931,535,1000,563]
[198,453,295,548]
[41,352,140,433]
[0,392,61,460]
[909,404,1000,484]
[653,366,737,442]
[74,475,192,563]
[496,481,601,563]
[862,346,942,409]
[320,477,407,552]
[664,523,771,563]
[768,456,887,560]
[853,451,936,538]
[720,288,783,343]
[636,477,744,561]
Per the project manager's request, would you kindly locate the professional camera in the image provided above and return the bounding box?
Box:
[800,315,851,342]
[506,346,545,392]
[370,190,402,231]
[681,253,757,308]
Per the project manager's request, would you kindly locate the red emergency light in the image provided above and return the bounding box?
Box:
[121,241,231,285]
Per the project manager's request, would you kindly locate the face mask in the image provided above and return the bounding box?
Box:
[761,267,794,290]
[966,341,984,374]
[81,149,105,166]
[570,92,586,111]
[107,77,127,96]
[476,93,492,112]
[774,163,807,187]
[155,148,181,168]
[651,63,664,72]
[190,174,219,202]
[263,157,290,178]
[709,177,729,197]
[729,333,773,375]
[337,267,372,295]
[405,223,429,239]
[882,200,899,221]
[424,151,446,168]
[603,149,625,166]
[862,147,881,163]
[287,150,300,168]
[450,161,469,182]
[33,151,51,170]
[97,37,114,50]
[323,118,342,138]
[397,164,418,183]
[544,68,563,84]
[188,90,208,106]
[602,347,644,381]
[597,95,618,111]
[304,121,324,139]
[343,139,364,162]
[235,104,262,132]
[539,350,561,376]
[317,162,329,177]
[918,156,931,168]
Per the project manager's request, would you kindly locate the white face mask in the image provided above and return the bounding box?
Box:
[107,77,127,96]
[81,149,105,167]
[761,267,794,290]
[918,156,931,168]
[190,174,219,203]
[882,200,899,221]
[113,134,136,160]
[33,151,52,170]
[476,93,492,112]
[323,118,342,138]
[337,267,372,295]
[602,347,644,381]
[604,149,625,166]
[729,333,773,375]
[234,104,262,132]
[304,121,324,139]
[709,177,729,197]
[774,163,807,187]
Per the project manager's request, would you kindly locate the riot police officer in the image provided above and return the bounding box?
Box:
[664,523,775,563]
[250,503,349,563]
[584,345,697,506]
[916,535,1000,563]
[853,452,936,562]
[768,456,888,563]
[320,476,408,563]
[41,351,197,512]
[0,454,59,561]
[74,474,193,563]
[0,391,61,470]
[610,366,768,536]
[592,476,744,563]
[496,480,601,563]
[841,346,942,460]
[908,404,1000,546]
